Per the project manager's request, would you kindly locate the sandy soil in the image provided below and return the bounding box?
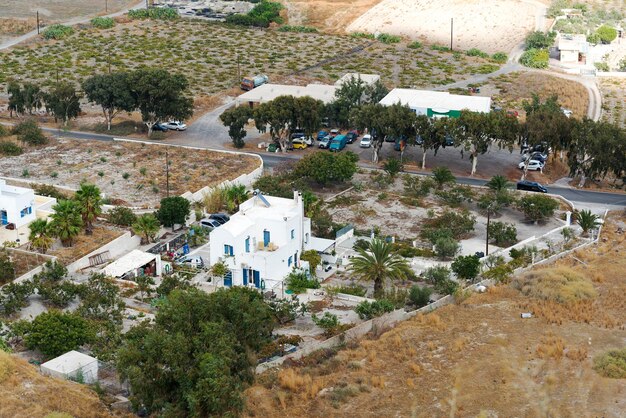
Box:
[347,0,548,53]
[245,213,626,418]
[0,0,136,21]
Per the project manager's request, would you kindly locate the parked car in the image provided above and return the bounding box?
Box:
[176,255,204,268]
[324,265,332,272]
[444,134,454,146]
[162,121,187,131]
[360,134,372,148]
[329,134,348,152]
[200,218,222,229]
[152,123,169,132]
[329,129,340,138]
[210,213,230,224]
[384,135,397,143]
[393,137,405,151]
[530,151,548,163]
[267,143,279,153]
[518,160,544,171]
[318,136,332,149]
[291,138,308,149]
[317,130,329,140]
[345,130,359,144]
[516,180,547,193]
[415,135,424,145]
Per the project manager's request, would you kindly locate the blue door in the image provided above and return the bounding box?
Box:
[0,211,6,225]
[224,270,233,287]
[263,230,270,247]
[253,270,260,288]
[243,269,248,286]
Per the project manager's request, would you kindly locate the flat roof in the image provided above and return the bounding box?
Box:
[236,83,338,105]
[307,236,336,253]
[40,350,97,374]
[379,88,491,113]
[334,73,380,86]
[221,194,300,236]
[101,249,157,278]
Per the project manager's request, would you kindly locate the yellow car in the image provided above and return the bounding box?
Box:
[291,138,309,149]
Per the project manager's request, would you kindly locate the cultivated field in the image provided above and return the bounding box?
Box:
[0,137,260,207]
[0,18,500,95]
[346,0,549,53]
[245,213,626,417]
[0,0,137,21]
[600,77,626,129]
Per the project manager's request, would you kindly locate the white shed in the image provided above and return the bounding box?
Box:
[40,350,99,384]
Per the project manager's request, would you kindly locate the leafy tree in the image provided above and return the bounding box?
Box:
[157,196,191,228]
[518,194,559,223]
[132,213,160,244]
[7,81,25,117]
[0,249,16,285]
[224,184,249,212]
[349,238,410,297]
[349,103,389,163]
[524,31,556,49]
[136,275,155,302]
[577,209,601,236]
[434,236,460,260]
[50,200,83,247]
[77,273,126,338]
[294,96,324,139]
[354,299,395,319]
[412,115,450,169]
[409,285,432,308]
[253,95,296,152]
[286,271,320,293]
[156,271,194,297]
[23,310,95,358]
[486,175,510,192]
[44,82,81,126]
[300,249,321,275]
[75,183,102,235]
[596,25,617,44]
[12,119,47,145]
[488,221,518,246]
[107,206,137,226]
[292,151,359,186]
[267,295,307,324]
[22,83,43,115]
[82,72,136,130]
[432,166,456,189]
[28,218,55,253]
[220,105,253,148]
[383,157,403,178]
[365,80,389,103]
[451,255,481,282]
[33,261,80,308]
[130,68,194,135]
[327,76,368,127]
[117,287,273,416]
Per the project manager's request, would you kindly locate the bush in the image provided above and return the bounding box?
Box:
[593,348,626,378]
[278,25,318,33]
[512,267,596,303]
[0,141,22,156]
[12,120,47,145]
[91,17,115,29]
[286,272,320,294]
[434,237,460,260]
[518,194,559,222]
[354,299,395,319]
[596,25,617,44]
[392,243,435,258]
[466,48,489,58]
[107,206,137,226]
[594,62,610,72]
[351,32,375,39]
[435,278,459,295]
[31,183,67,200]
[519,48,549,69]
[330,284,367,297]
[311,312,340,336]
[423,266,451,284]
[407,41,422,49]
[383,157,403,178]
[377,33,401,44]
[524,31,555,49]
[42,24,74,40]
[431,44,450,52]
[408,285,432,308]
[128,8,179,20]
[586,33,601,44]
[227,1,283,27]
[488,221,517,246]
[435,185,474,207]
[422,210,476,240]
[491,52,508,63]
[0,125,7,137]
[451,255,481,282]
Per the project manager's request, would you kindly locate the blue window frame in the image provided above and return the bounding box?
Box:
[291,229,295,239]
[263,230,270,247]
[223,244,233,256]
[288,256,293,267]
[20,206,32,218]
[245,237,250,253]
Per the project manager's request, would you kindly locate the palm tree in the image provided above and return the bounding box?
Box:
[225,184,249,212]
[485,175,510,192]
[28,218,55,253]
[432,166,456,190]
[75,183,102,235]
[349,238,410,298]
[50,200,83,247]
[132,214,160,244]
[577,210,600,237]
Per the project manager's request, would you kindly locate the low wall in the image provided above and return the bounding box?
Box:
[8,248,57,284]
[597,71,626,78]
[66,231,141,274]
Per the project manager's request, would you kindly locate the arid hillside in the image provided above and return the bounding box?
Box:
[244,213,626,417]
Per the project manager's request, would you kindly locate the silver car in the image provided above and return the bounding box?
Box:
[162,121,187,131]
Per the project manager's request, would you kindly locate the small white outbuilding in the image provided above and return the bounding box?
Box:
[40,350,99,384]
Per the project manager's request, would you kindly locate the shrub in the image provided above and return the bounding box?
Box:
[422,266,451,284]
[330,284,367,297]
[432,166,456,189]
[594,62,610,72]
[587,33,601,44]
[423,210,476,240]
[488,221,517,246]
[435,185,474,207]
[42,24,74,40]
[512,267,596,303]
[407,41,422,49]
[91,17,115,29]
[383,157,403,178]
[0,141,22,156]
[12,120,47,145]
[392,243,434,258]
[354,299,394,319]
[278,25,318,33]
[351,32,375,39]
[518,194,559,222]
[286,272,320,294]
[451,255,481,282]
[408,285,432,308]
[466,48,489,58]
[593,348,626,378]
[435,278,459,295]
[596,25,617,44]
[31,183,67,200]
[107,206,137,226]
[524,31,555,49]
[0,125,7,136]
[482,263,514,283]
[520,48,549,69]
[311,312,340,336]
[491,52,508,63]
[128,8,179,20]
[434,237,460,260]
[377,33,401,44]
[431,44,450,52]
[226,1,283,27]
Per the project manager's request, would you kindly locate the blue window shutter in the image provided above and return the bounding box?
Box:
[245,237,250,253]
[288,256,292,267]
[291,229,295,239]
[224,244,228,255]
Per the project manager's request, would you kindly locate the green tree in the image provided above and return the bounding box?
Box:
[365,80,389,103]
[0,249,16,285]
[577,209,601,236]
[520,48,549,69]
[451,255,481,282]
[130,68,194,135]
[12,119,47,145]
[224,184,249,212]
[253,95,297,152]
[488,221,518,246]
[117,287,273,416]
[596,25,617,44]
[294,96,324,138]
[132,213,160,244]
[44,82,81,126]
[23,310,95,358]
[292,151,359,186]
[7,81,24,117]
[75,183,102,235]
[82,72,136,130]
[486,175,510,192]
[525,31,555,49]
[33,261,80,308]
[412,115,450,169]
[434,236,460,260]
[107,206,137,226]
[220,105,253,148]
[22,83,43,115]
[50,200,83,247]
[157,196,190,228]
[349,103,389,163]
[349,238,410,297]
[518,194,559,223]
[136,275,155,302]
[383,157,403,178]
[300,249,322,275]
[432,166,456,189]
[28,218,55,253]
[0,280,34,315]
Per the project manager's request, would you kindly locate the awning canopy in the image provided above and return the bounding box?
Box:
[102,249,157,278]
[307,236,336,253]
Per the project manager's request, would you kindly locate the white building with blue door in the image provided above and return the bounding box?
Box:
[0,180,36,229]
[209,191,335,294]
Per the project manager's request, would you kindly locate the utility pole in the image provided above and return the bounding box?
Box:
[450,18,454,51]
[236,53,241,85]
[105,0,108,13]
[165,150,170,198]
[36,11,40,34]
[485,204,493,256]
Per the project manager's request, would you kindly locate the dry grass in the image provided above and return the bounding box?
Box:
[0,18,35,36]
[512,266,597,303]
[47,226,123,265]
[0,351,120,418]
[536,333,565,360]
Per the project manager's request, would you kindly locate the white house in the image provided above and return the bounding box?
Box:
[40,350,99,384]
[209,191,335,294]
[379,88,491,117]
[0,179,36,229]
[557,34,588,64]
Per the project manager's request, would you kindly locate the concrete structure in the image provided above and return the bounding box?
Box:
[40,351,98,384]
[557,34,588,64]
[101,249,162,280]
[235,73,380,107]
[0,180,36,229]
[209,191,334,293]
[379,89,491,117]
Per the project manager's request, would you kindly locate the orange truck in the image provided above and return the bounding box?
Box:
[241,74,269,91]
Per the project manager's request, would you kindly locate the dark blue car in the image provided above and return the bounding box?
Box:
[317,130,329,140]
